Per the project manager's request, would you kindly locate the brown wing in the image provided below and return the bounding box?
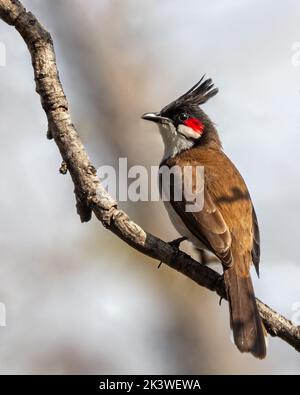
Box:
[251,207,260,276]
[162,149,265,358]
[162,148,257,272]
[166,168,233,266]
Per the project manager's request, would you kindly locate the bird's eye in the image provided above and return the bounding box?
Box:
[179,113,189,122]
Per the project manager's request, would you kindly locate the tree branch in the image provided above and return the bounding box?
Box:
[0,0,299,353]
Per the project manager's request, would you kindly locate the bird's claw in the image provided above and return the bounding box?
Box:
[169,236,187,248]
[214,274,224,305]
[158,236,187,268]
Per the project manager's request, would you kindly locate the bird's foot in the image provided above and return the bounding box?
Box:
[168,236,187,249]
[158,236,187,268]
[213,274,224,305]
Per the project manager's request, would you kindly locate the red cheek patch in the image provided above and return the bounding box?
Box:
[184,118,204,134]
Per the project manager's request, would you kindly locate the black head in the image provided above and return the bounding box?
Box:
[160,75,218,113]
[142,76,220,155]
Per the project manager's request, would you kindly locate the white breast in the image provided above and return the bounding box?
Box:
[157,123,205,250]
[159,123,194,160]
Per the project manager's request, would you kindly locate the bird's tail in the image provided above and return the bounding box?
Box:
[224,266,267,359]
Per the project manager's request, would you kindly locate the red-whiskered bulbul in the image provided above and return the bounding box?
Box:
[142,76,266,359]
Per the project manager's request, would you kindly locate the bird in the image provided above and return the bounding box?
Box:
[142,76,267,359]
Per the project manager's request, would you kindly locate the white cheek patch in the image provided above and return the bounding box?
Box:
[159,123,195,160]
[177,124,202,140]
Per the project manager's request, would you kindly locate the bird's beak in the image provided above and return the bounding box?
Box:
[141,112,170,124]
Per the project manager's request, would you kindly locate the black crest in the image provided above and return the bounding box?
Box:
[161,75,218,114]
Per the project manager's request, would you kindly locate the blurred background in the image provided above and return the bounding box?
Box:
[0,0,299,374]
